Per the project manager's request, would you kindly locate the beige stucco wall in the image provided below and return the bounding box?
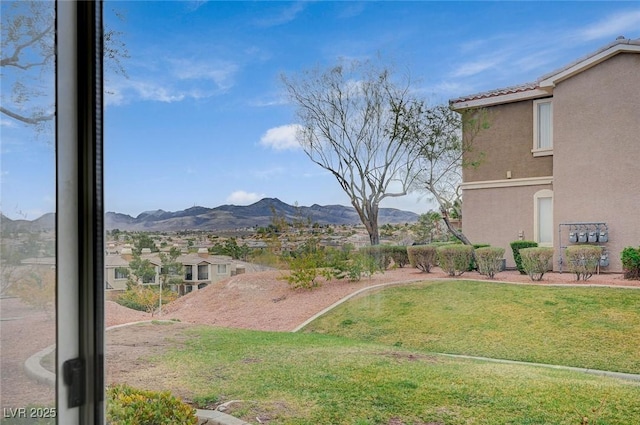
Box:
[552,52,640,272]
[463,101,553,183]
[105,267,128,290]
[462,184,553,268]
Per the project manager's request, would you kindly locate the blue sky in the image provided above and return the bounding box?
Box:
[1,1,640,220]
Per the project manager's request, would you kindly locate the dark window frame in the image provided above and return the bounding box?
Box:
[56,1,104,423]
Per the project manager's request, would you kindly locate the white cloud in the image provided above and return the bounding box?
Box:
[105,55,239,106]
[226,190,265,205]
[0,118,17,128]
[254,2,306,27]
[451,58,501,78]
[259,124,302,151]
[171,59,238,91]
[578,10,640,41]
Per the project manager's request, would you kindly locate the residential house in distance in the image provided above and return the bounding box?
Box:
[105,247,236,293]
[450,37,640,272]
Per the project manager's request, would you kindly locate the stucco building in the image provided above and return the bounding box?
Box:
[450,37,640,272]
[105,247,235,292]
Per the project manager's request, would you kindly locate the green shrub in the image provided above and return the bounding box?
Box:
[283,251,325,289]
[386,245,409,268]
[565,245,603,281]
[407,245,437,272]
[510,241,538,274]
[469,243,491,271]
[116,285,177,315]
[345,251,383,280]
[621,246,640,280]
[359,246,391,270]
[520,247,554,281]
[475,247,505,279]
[106,384,197,425]
[437,245,474,276]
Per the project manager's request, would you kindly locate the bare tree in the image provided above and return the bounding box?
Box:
[1,1,128,127]
[282,60,423,245]
[412,105,488,244]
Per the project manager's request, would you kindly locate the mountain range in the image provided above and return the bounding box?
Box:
[2,198,419,233]
[105,198,419,231]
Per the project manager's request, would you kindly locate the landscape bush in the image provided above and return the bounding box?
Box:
[510,241,538,274]
[386,245,410,268]
[474,247,505,279]
[283,251,325,289]
[343,251,383,280]
[565,245,603,281]
[470,243,491,271]
[407,245,437,272]
[520,247,554,281]
[621,246,640,280]
[116,285,177,315]
[437,245,474,276]
[106,384,197,425]
[359,246,392,270]
[284,247,382,288]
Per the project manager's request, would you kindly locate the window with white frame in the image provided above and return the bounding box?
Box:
[217,264,228,275]
[197,264,209,280]
[533,99,553,156]
[534,189,554,246]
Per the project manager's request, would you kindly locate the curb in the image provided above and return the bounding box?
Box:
[23,320,179,388]
[23,344,55,387]
[196,409,251,425]
[291,278,426,332]
[437,353,640,383]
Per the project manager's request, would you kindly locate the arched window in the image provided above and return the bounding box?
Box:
[534,189,554,246]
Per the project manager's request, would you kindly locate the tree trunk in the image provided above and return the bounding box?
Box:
[368,223,380,245]
[441,208,472,245]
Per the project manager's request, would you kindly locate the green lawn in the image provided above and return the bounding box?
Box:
[150,325,640,425]
[302,280,640,374]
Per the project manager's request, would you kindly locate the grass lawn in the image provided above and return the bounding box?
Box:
[150,325,640,425]
[302,280,640,374]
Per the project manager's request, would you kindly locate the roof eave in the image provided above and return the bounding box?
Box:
[539,42,640,89]
[450,87,551,111]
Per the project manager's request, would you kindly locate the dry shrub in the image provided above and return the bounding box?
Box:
[520,247,554,281]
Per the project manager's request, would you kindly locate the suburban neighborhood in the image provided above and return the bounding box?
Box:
[1,1,640,423]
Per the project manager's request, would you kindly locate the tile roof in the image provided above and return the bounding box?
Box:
[449,81,539,104]
[450,37,640,106]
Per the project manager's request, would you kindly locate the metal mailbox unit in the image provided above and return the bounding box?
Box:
[558,222,609,272]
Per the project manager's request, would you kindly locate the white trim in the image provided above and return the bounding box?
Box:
[539,43,640,88]
[534,189,554,246]
[532,148,553,157]
[533,98,553,152]
[450,88,551,110]
[460,176,553,190]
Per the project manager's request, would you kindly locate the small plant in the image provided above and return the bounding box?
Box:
[565,246,603,281]
[475,247,505,279]
[407,245,437,272]
[621,246,640,280]
[510,241,538,274]
[520,247,554,281]
[283,251,324,289]
[106,384,198,425]
[116,285,177,315]
[437,245,474,276]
